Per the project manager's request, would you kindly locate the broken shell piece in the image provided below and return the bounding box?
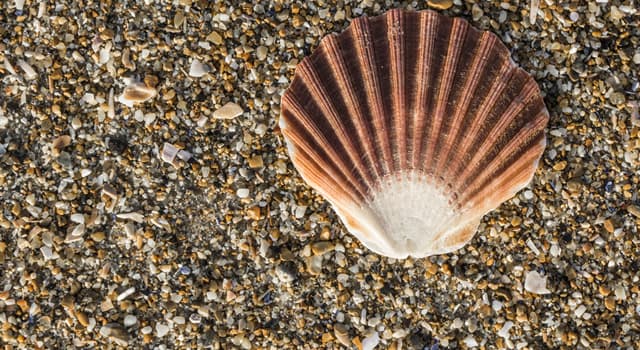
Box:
[70,213,85,224]
[280,9,548,258]
[118,81,157,107]
[630,101,640,127]
[102,184,119,212]
[213,102,244,120]
[524,271,551,294]
[116,212,144,223]
[176,150,192,162]
[108,88,115,119]
[65,224,85,243]
[51,135,71,157]
[41,246,56,260]
[17,59,37,80]
[3,59,18,76]
[189,59,209,77]
[161,143,180,166]
[123,222,136,238]
[150,216,172,232]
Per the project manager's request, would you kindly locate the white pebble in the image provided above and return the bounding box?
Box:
[117,212,145,223]
[549,244,561,257]
[123,315,137,327]
[237,188,250,198]
[569,12,579,22]
[463,335,479,347]
[294,205,307,219]
[70,213,85,224]
[574,304,587,317]
[256,46,268,61]
[615,285,627,300]
[189,59,209,77]
[529,0,539,24]
[116,287,135,302]
[497,321,514,338]
[17,59,37,80]
[523,190,534,200]
[155,323,170,337]
[362,331,380,350]
[524,271,551,294]
[15,0,25,11]
[451,318,463,329]
[40,246,54,260]
[526,239,540,255]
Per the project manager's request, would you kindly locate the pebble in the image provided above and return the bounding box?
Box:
[311,241,335,255]
[189,59,209,77]
[155,323,170,337]
[236,188,250,198]
[213,102,244,120]
[524,271,551,295]
[17,59,37,80]
[100,323,130,346]
[206,31,223,45]
[275,262,297,283]
[427,0,453,10]
[76,312,89,327]
[362,331,380,350]
[248,155,264,169]
[463,335,479,347]
[497,321,514,339]
[124,315,137,327]
[306,255,323,275]
[334,324,351,347]
[614,285,626,300]
[256,46,268,61]
[116,287,136,302]
[628,205,640,219]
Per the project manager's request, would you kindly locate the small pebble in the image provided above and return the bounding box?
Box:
[362,331,380,350]
[275,262,297,283]
[524,271,551,294]
[124,315,137,327]
[155,323,170,337]
[213,102,244,120]
[427,0,453,10]
[189,59,209,77]
[236,188,250,198]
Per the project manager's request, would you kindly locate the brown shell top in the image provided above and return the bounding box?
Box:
[280,9,549,258]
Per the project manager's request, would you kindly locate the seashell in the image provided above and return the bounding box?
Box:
[279,9,549,258]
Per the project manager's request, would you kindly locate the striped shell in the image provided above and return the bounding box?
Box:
[279,9,549,259]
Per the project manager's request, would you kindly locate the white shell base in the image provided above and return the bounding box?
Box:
[345,172,479,259]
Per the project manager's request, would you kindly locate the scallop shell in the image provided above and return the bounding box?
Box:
[279,9,549,259]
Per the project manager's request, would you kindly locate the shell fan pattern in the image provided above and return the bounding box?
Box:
[279,9,549,259]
